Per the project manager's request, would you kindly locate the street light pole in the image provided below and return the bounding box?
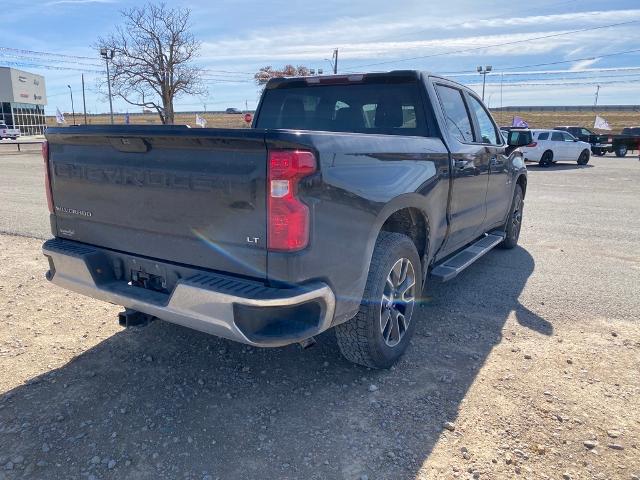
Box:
[81,74,88,125]
[67,85,76,125]
[477,65,492,102]
[100,48,115,124]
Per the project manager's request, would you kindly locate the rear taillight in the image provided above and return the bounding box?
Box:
[42,140,53,213]
[268,149,316,251]
[526,142,537,147]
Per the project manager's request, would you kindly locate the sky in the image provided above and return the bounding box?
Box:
[3,0,640,115]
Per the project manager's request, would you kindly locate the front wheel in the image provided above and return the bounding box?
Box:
[577,149,590,165]
[499,184,524,250]
[335,232,422,369]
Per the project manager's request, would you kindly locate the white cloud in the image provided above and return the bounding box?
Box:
[570,58,599,71]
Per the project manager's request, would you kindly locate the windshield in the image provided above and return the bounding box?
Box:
[256,81,427,135]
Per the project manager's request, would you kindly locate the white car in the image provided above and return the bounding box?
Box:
[519,129,591,167]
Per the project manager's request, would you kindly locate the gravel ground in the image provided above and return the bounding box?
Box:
[0,154,639,480]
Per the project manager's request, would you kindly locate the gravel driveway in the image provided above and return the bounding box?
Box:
[0,154,639,479]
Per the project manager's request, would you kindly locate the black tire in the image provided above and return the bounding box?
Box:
[615,145,628,157]
[499,184,524,250]
[540,150,553,167]
[577,149,590,165]
[335,232,422,369]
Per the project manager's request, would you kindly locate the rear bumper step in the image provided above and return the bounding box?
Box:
[43,239,335,347]
[430,232,505,282]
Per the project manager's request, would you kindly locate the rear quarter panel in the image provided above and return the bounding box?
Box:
[265,130,450,321]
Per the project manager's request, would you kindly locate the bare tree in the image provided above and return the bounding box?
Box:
[96,3,205,124]
[254,65,313,85]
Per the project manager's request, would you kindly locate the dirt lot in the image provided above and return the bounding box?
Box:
[0,154,639,480]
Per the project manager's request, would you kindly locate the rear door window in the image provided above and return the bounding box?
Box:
[467,95,499,144]
[434,84,474,143]
[537,132,549,140]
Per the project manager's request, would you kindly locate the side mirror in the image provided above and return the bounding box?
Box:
[507,130,532,147]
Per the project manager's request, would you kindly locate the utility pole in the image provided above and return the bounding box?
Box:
[477,65,492,102]
[67,85,76,125]
[81,74,88,125]
[332,48,338,74]
[100,48,115,124]
[594,85,600,110]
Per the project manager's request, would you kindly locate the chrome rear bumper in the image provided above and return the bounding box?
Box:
[43,239,335,347]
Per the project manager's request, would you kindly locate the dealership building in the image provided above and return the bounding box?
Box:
[0,67,47,135]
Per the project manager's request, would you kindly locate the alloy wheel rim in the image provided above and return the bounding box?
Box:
[380,258,416,347]
[512,196,523,236]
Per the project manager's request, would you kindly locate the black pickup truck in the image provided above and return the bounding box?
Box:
[42,71,529,368]
[612,127,640,157]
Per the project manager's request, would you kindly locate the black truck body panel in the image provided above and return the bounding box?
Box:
[43,70,527,343]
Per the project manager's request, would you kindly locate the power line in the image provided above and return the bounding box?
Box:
[0,46,95,61]
[345,20,640,71]
[440,48,640,75]
[0,60,102,73]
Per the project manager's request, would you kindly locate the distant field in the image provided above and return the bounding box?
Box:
[46,109,640,133]
[491,110,640,132]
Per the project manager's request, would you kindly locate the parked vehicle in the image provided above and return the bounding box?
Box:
[519,129,591,167]
[225,107,241,114]
[41,70,529,368]
[610,127,640,157]
[0,124,20,140]
[553,125,612,156]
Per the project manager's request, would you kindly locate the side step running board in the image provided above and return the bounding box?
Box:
[430,232,505,282]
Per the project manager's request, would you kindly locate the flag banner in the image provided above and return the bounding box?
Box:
[195,114,207,128]
[512,116,528,128]
[124,112,130,125]
[594,115,612,131]
[55,108,65,124]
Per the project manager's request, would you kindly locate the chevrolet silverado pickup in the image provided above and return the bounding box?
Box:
[42,71,530,368]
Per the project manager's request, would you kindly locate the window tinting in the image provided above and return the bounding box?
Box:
[580,128,592,136]
[256,82,426,135]
[435,85,473,143]
[562,132,575,142]
[467,95,499,144]
[537,132,549,140]
[551,132,563,141]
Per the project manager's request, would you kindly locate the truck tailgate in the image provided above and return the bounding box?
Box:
[46,127,268,279]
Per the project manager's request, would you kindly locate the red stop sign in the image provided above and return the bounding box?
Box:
[244,113,252,124]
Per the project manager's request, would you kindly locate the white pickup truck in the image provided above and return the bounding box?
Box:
[0,124,20,140]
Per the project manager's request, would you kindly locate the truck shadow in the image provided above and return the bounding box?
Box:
[0,246,547,479]
[526,162,594,171]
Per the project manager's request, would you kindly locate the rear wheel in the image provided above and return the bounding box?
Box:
[577,149,590,165]
[499,184,524,250]
[335,232,421,369]
[615,145,628,157]
[540,150,553,167]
